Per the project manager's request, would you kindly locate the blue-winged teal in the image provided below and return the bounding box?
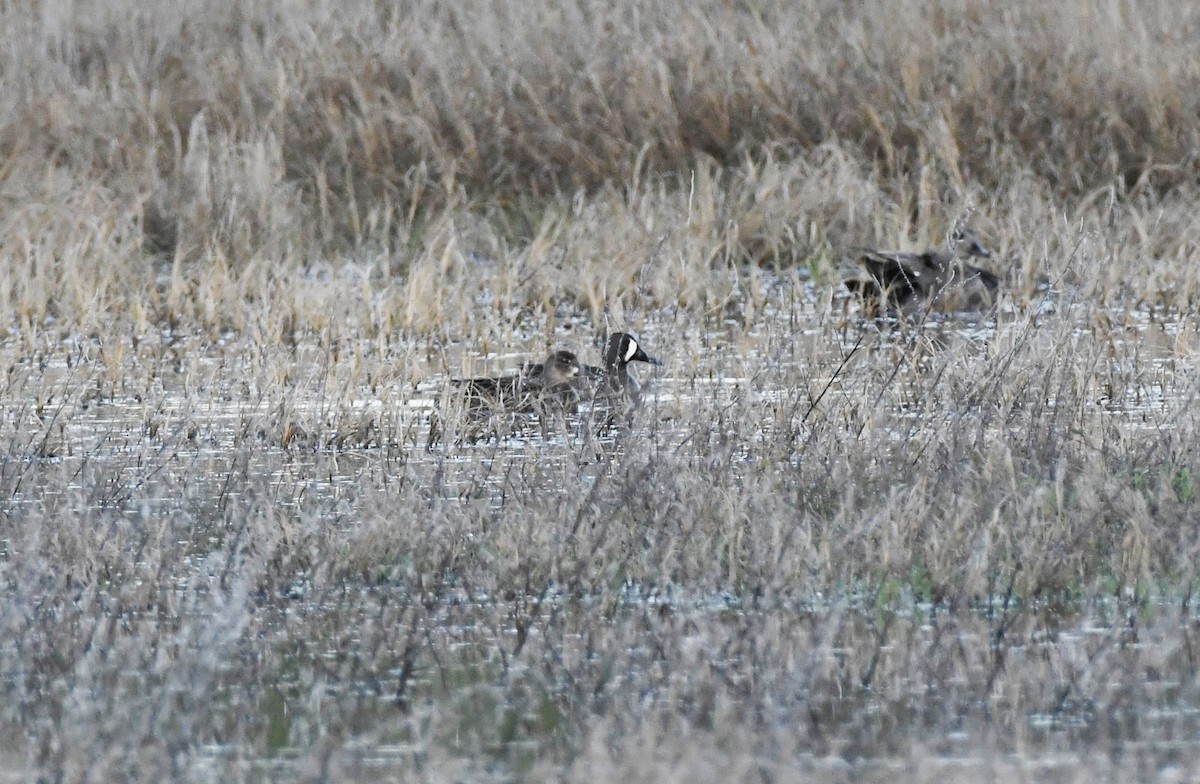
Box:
[581,332,662,406]
[845,227,1000,315]
[454,349,582,412]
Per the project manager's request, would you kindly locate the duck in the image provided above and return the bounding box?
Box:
[453,349,583,412]
[580,332,662,406]
[844,227,1000,315]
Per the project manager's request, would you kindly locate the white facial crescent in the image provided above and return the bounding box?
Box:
[624,339,638,362]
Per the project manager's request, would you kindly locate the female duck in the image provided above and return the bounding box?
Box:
[454,349,582,412]
[845,227,1000,315]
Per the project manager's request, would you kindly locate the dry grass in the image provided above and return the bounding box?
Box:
[3,0,1200,335]
[2,0,1200,781]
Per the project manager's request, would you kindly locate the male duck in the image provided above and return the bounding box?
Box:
[581,332,662,406]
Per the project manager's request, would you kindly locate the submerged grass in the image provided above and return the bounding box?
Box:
[2,0,1200,781]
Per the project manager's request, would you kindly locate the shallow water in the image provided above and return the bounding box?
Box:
[2,278,1199,780]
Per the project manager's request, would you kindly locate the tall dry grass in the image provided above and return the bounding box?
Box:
[3,0,1200,782]
[1,0,1199,338]
[5,289,1199,781]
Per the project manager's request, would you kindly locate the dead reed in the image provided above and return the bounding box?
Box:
[1,0,1200,781]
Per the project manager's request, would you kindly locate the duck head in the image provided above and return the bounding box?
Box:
[604,333,662,369]
[950,226,991,258]
[543,350,582,383]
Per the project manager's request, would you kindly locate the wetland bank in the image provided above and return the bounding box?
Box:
[3,0,1200,781]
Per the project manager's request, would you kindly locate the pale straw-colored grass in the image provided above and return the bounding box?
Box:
[2,0,1200,781]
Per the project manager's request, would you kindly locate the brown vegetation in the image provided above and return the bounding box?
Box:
[2,0,1200,781]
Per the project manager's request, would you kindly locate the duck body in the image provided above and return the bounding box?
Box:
[448,334,662,438]
[454,349,582,412]
[845,228,1000,315]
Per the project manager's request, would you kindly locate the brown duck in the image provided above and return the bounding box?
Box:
[453,349,582,412]
[845,227,1000,315]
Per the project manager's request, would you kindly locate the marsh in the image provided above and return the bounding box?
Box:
[2,0,1200,782]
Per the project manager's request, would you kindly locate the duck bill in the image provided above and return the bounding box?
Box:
[637,349,663,366]
[967,240,991,258]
